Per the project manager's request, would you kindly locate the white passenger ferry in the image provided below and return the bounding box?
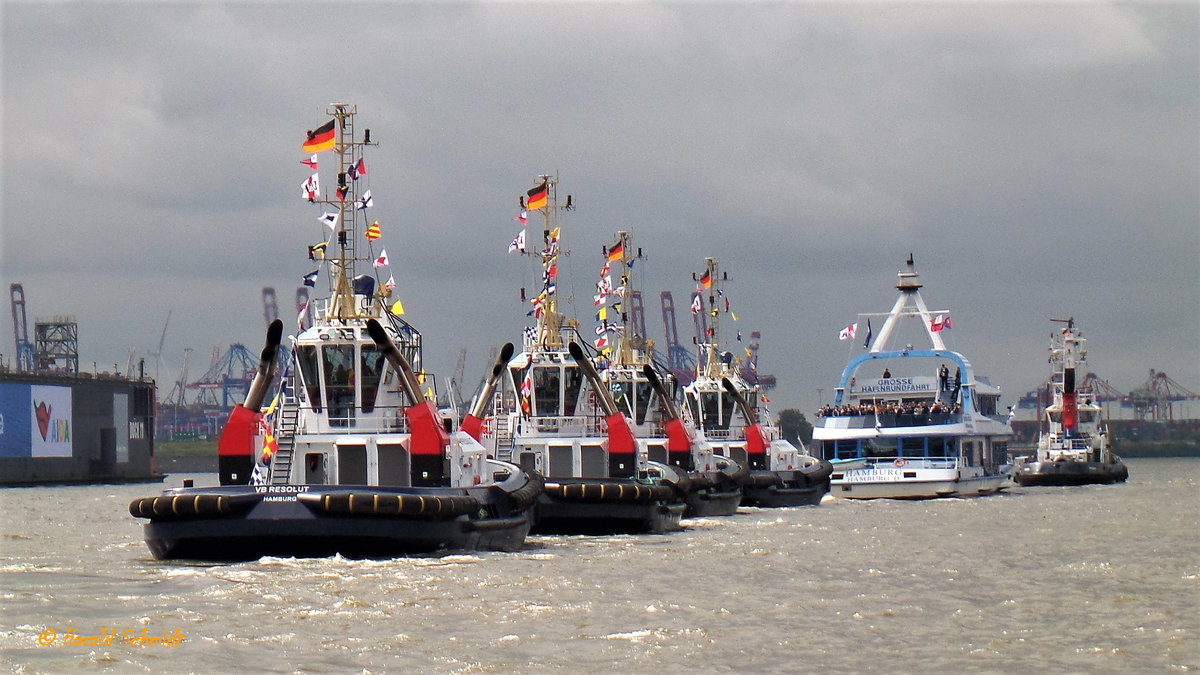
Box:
[812,255,1013,499]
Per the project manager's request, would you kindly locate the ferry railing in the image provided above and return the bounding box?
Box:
[818,413,962,428]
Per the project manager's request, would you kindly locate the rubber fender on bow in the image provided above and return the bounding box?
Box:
[506,472,545,511]
[742,472,785,488]
[129,492,263,520]
[546,481,675,504]
[297,491,481,518]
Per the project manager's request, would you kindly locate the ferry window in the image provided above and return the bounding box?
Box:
[534,366,561,417]
[928,437,951,457]
[862,437,898,458]
[902,437,926,456]
[360,345,387,413]
[323,344,357,427]
[961,440,979,466]
[1078,411,1095,424]
[1048,411,1062,423]
[978,395,998,416]
[297,346,322,412]
[562,366,584,416]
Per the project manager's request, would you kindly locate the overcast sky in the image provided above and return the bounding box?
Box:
[2,1,1197,419]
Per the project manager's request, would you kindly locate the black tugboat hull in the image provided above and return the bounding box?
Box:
[740,464,832,508]
[132,483,538,561]
[532,478,685,535]
[681,471,744,518]
[684,488,743,518]
[1014,461,1129,487]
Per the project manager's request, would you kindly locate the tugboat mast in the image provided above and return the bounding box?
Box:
[312,103,379,321]
[696,257,725,379]
[606,230,648,367]
[526,174,573,348]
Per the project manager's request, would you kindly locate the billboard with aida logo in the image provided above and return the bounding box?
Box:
[0,383,72,457]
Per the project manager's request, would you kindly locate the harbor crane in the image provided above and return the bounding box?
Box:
[1125,369,1200,421]
[9,283,35,372]
[262,287,279,327]
[659,291,697,386]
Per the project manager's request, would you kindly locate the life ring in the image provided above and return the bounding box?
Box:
[482,417,494,435]
[893,458,907,468]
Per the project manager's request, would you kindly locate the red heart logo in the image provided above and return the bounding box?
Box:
[35,401,52,441]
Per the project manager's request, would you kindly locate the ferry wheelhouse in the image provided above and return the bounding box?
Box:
[682,258,832,507]
[1012,319,1128,486]
[813,255,1013,499]
[131,105,540,560]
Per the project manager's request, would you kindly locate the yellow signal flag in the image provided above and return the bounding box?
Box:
[391,300,405,315]
[424,386,434,401]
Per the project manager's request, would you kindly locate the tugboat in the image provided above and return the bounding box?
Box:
[593,232,746,517]
[1012,318,1129,486]
[681,258,832,507]
[812,255,1013,499]
[469,177,686,534]
[130,104,540,560]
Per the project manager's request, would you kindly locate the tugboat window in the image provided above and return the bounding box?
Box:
[562,366,584,416]
[534,366,561,417]
[323,344,357,427]
[296,346,323,412]
[635,381,654,425]
[360,345,386,413]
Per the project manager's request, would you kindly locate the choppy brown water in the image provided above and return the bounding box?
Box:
[2,459,1197,673]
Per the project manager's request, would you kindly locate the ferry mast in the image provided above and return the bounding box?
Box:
[868,254,948,353]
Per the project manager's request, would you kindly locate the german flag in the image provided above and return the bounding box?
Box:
[302,119,336,153]
[698,270,713,288]
[607,241,624,262]
[526,180,548,210]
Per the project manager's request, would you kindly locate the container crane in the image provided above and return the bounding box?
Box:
[1125,369,1200,421]
[262,287,279,327]
[658,291,697,386]
[9,283,35,372]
